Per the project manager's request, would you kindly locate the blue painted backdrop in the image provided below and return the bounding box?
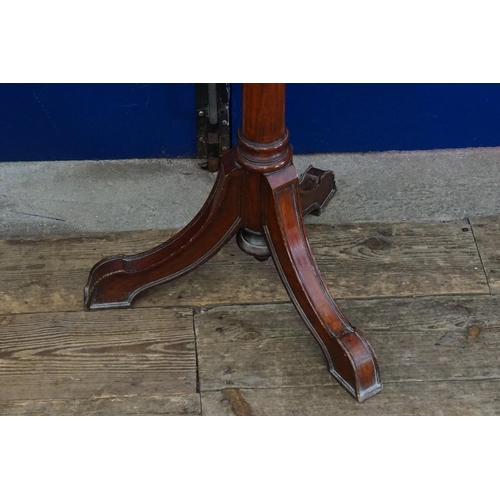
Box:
[0,84,196,162]
[231,83,500,154]
[2,83,500,162]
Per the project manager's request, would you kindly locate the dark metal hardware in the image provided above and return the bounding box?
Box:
[196,83,230,172]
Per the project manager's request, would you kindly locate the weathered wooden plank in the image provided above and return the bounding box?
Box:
[134,220,489,306]
[0,221,487,314]
[195,296,500,392]
[0,229,177,314]
[470,215,500,293]
[0,307,197,402]
[201,381,500,416]
[0,394,201,416]
[309,220,486,299]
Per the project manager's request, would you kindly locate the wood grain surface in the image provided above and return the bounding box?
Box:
[471,215,500,293]
[0,230,176,314]
[0,394,201,416]
[201,381,500,416]
[1,217,497,415]
[0,221,487,315]
[0,307,196,403]
[195,295,500,395]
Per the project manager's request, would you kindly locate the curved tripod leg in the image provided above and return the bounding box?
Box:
[262,165,382,402]
[84,156,245,310]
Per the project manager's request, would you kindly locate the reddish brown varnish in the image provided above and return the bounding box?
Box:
[85,83,382,402]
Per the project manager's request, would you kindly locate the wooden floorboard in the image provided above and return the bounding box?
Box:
[195,296,500,414]
[0,394,201,416]
[0,307,197,413]
[0,221,487,315]
[201,381,500,416]
[0,219,497,415]
[0,229,177,315]
[470,215,500,293]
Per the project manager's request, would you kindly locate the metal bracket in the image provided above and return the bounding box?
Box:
[196,83,230,172]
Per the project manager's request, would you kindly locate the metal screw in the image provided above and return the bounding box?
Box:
[221,146,228,152]
[198,110,204,116]
[222,120,228,126]
[199,136,205,143]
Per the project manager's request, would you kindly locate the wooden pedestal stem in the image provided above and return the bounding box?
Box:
[84,83,382,402]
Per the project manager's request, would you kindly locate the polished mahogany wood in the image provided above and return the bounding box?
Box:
[299,166,337,216]
[85,83,382,402]
[241,83,286,144]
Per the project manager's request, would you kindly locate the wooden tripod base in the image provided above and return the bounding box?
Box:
[84,84,382,402]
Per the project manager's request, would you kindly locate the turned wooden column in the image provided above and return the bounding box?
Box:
[236,83,291,175]
[233,84,294,260]
[242,84,286,141]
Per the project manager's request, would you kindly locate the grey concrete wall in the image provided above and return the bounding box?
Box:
[1,147,499,237]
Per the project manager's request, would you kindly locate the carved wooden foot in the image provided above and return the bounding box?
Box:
[263,165,382,402]
[84,159,244,310]
[299,166,337,216]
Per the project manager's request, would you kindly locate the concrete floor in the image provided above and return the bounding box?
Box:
[1,147,499,237]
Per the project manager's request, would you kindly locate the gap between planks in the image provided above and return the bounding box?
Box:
[470,216,500,294]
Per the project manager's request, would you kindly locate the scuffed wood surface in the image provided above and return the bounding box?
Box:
[196,296,500,393]
[201,381,500,416]
[1,218,498,415]
[0,307,196,403]
[0,221,487,315]
[308,220,486,299]
[470,215,500,293]
[0,229,177,314]
[0,394,201,416]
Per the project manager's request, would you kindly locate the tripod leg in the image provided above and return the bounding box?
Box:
[262,165,382,402]
[85,156,245,310]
